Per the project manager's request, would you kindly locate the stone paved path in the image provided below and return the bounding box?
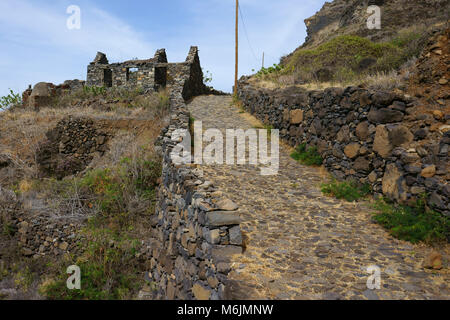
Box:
[188,95,449,300]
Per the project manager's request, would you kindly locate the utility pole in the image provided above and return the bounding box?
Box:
[234,0,239,96]
[262,52,265,69]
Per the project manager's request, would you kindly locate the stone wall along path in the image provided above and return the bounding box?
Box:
[188,95,449,300]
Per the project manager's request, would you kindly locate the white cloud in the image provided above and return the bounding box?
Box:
[0,0,326,96]
[0,0,156,96]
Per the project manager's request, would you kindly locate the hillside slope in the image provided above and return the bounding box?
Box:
[253,0,449,88]
[295,0,449,52]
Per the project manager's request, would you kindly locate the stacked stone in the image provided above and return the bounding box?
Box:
[151,77,243,300]
[0,185,85,259]
[15,216,83,258]
[37,116,110,179]
[23,80,85,109]
[237,79,449,216]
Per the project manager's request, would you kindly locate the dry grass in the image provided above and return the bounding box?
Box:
[360,71,404,91]
[0,87,169,300]
[0,89,169,187]
[249,66,413,92]
[252,25,431,91]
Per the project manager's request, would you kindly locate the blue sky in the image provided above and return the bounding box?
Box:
[0,0,325,96]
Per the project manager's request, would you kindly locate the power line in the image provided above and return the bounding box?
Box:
[238,3,259,62]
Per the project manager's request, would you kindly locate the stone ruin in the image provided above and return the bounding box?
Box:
[87,49,168,91]
[86,46,212,99]
[20,46,216,110]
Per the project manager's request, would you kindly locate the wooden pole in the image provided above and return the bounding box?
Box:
[234,0,239,96]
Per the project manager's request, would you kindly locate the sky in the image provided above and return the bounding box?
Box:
[0,0,326,97]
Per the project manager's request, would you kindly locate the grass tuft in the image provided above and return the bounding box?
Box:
[372,197,449,244]
[321,178,371,202]
[290,143,323,166]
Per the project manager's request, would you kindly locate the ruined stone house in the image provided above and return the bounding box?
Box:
[23,46,209,108]
[86,49,168,91]
[86,47,207,100]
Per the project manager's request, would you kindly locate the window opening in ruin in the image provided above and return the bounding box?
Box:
[126,67,139,82]
[103,69,112,87]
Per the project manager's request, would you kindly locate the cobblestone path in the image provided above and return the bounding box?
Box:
[188,95,449,300]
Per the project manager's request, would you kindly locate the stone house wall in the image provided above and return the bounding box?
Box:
[86,47,207,95]
[237,78,449,216]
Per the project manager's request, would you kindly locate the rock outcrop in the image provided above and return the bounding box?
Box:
[282,0,450,64]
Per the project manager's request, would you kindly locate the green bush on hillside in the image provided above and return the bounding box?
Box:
[282,30,427,84]
[0,89,22,110]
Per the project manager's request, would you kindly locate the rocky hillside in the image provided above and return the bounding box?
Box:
[298,0,449,51]
[273,0,450,86]
[0,86,169,299]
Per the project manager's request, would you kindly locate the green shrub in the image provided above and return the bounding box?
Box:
[290,143,323,166]
[256,64,283,77]
[41,152,162,300]
[83,86,106,97]
[80,155,161,215]
[321,179,371,202]
[203,69,213,83]
[0,89,22,110]
[41,227,143,300]
[372,197,449,244]
[283,31,427,84]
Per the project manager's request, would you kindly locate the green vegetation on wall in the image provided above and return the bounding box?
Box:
[290,143,323,166]
[372,197,449,244]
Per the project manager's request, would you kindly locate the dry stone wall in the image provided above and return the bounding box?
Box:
[149,62,243,300]
[37,117,110,179]
[237,78,449,216]
[0,185,86,259]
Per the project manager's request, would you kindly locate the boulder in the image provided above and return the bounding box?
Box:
[215,198,238,211]
[371,91,396,106]
[344,143,360,159]
[368,108,404,124]
[388,125,413,147]
[206,211,241,227]
[368,171,378,183]
[382,163,407,202]
[336,125,350,143]
[290,109,304,124]
[192,283,212,300]
[414,128,429,140]
[421,165,436,178]
[29,82,54,108]
[355,122,369,141]
[373,125,392,158]
[429,191,445,210]
[423,251,443,270]
[229,225,243,246]
[353,157,371,172]
[359,91,372,106]
[373,125,413,158]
